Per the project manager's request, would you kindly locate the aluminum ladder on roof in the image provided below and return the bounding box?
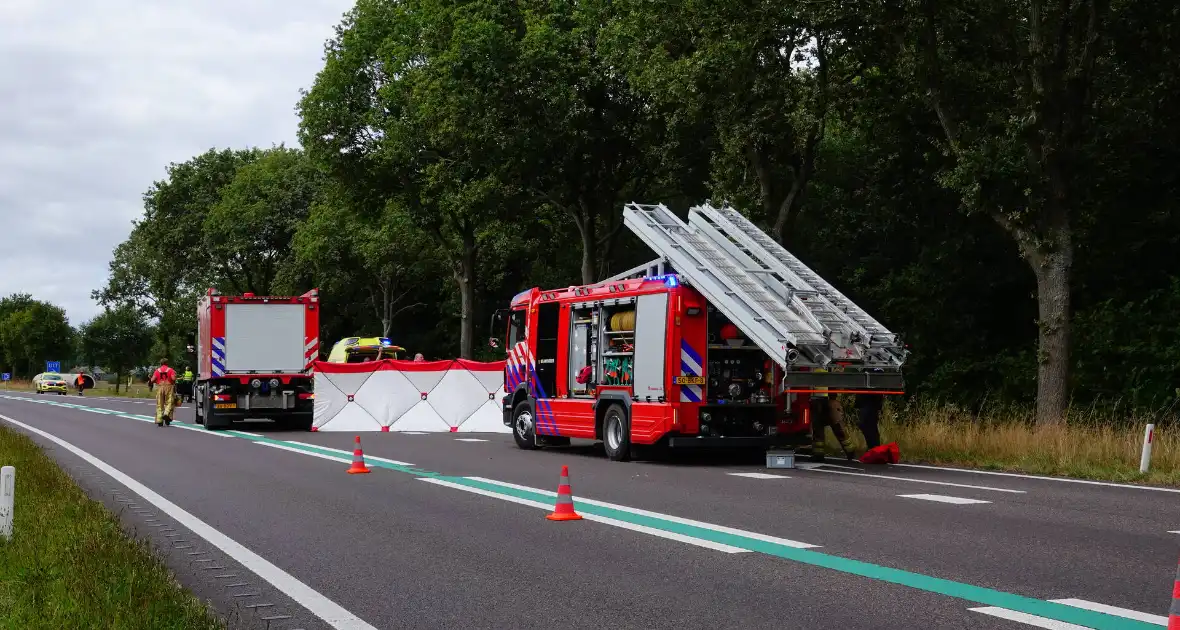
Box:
[688,204,905,367]
[622,202,835,368]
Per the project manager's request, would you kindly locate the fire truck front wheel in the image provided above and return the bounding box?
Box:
[511,401,539,450]
[602,404,632,462]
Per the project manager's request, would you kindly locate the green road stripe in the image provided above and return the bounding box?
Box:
[0,394,1157,630]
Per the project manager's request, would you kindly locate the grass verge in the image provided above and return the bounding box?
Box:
[1,381,155,399]
[830,398,1179,487]
[0,425,221,629]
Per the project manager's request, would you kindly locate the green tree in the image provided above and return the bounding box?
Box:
[0,299,74,378]
[79,305,153,394]
[299,0,517,358]
[870,0,1112,424]
[204,146,323,295]
[600,0,850,246]
[290,190,431,339]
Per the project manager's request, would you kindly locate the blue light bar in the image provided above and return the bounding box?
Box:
[643,274,680,287]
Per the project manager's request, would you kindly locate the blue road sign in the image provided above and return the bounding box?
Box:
[45,361,61,373]
[1,373,9,382]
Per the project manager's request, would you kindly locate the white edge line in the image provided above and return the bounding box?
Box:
[893,463,1180,494]
[282,441,413,466]
[898,493,991,505]
[419,478,749,554]
[804,465,1026,494]
[465,476,821,549]
[231,430,264,437]
[968,607,1090,629]
[0,412,377,630]
[727,472,791,479]
[1048,598,1169,626]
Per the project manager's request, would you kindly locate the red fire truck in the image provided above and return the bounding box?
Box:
[496,203,907,461]
[190,288,320,431]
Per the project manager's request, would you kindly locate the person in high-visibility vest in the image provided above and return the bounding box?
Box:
[809,367,855,462]
[149,359,178,426]
[177,367,194,402]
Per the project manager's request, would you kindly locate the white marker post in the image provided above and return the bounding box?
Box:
[0,465,14,541]
[1139,424,1155,474]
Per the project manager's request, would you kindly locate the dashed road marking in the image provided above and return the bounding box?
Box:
[892,463,1180,494]
[282,442,413,466]
[800,463,1026,494]
[422,477,751,553]
[1049,598,1168,626]
[454,438,488,442]
[899,493,991,505]
[727,472,790,479]
[969,606,1090,629]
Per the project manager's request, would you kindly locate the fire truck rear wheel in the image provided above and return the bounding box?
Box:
[602,404,631,462]
[512,401,539,450]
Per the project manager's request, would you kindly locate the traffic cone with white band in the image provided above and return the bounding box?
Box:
[546,465,582,521]
[347,436,371,474]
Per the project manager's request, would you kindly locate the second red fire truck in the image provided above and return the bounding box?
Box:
[496,203,907,461]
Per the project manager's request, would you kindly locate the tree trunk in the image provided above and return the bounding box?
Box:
[573,206,596,285]
[455,235,477,359]
[1030,243,1072,425]
[114,371,121,394]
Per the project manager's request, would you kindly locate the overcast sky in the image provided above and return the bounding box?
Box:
[0,0,352,325]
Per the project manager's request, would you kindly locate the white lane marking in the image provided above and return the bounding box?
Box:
[400,432,428,435]
[420,477,750,554]
[231,430,264,437]
[727,472,790,479]
[893,463,1180,494]
[454,438,487,442]
[0,413,377,630]
[257,442,356,465]
[1049,598,1168,626]
[1168,530,1180,534]
[282,441,413,466]
[898,493,991,505]
[968,607,1088,629]
[799,464,1025,494]
[466,476,821,549]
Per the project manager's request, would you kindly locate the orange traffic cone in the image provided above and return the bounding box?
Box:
[1168,554,1179,630]
[347,436,371,474]
[545,465,582,521]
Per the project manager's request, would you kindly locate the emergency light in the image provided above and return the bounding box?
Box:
[644,274,680,287]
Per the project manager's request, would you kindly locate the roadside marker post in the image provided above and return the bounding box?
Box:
[0,466,14,541]
[1141,424,1155,474]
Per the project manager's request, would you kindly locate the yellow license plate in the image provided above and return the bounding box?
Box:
[674,376,705,385]
[215,403,237,409]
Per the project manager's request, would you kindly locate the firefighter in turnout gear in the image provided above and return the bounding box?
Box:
[807,368,856,462]
[150,359,177,426]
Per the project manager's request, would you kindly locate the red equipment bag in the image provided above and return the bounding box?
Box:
[859,442,900,465]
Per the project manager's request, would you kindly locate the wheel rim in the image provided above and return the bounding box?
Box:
[515,410,534,439]
[605,413,622,450]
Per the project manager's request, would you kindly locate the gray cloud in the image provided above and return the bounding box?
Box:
[0,0,351,324]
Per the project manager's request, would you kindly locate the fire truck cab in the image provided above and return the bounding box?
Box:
[497,202,908,461]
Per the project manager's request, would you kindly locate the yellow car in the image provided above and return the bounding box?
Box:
[34,373,68,395]
[326,337,405,363]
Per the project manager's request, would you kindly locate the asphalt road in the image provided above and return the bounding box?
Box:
[0,391,1176,630]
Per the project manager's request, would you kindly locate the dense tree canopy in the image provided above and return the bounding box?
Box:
[0,295,74,378]
[91,0,1180,421]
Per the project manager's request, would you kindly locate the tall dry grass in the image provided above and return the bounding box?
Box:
[842,398,1180,486]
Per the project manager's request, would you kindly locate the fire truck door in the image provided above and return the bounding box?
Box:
[534,302,560,400]
[632,293,668,399]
